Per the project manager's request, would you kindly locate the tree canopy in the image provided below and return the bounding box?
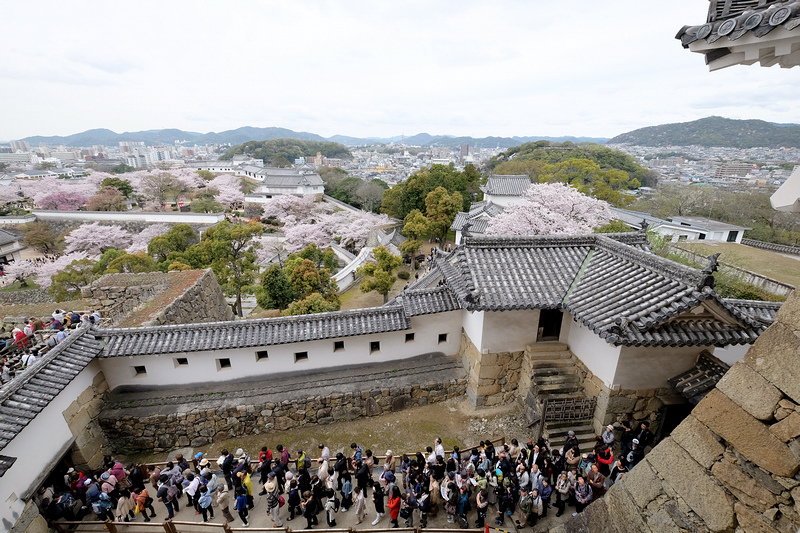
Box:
[358,246,402,303]
[380,164,481,220]
[219,139,352,165]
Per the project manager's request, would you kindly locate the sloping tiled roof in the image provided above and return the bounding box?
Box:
[257,168,324,187]
[397,287,460,316]
[450,202,505,232]
[480,175,532,196]
[669,351,730,404]
[98,306,411,357]
[723,298,783,324]
[431,233,774,347]
[450,213,490,234]
[0,326,103,458]
[677,0,800,70]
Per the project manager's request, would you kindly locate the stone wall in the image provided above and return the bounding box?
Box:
[559,291,800,533]
[460,330,523,409]
[143,269,234,326]
[81,272,169,322]
[61,370,110,469]
[574,356,667,436]
[99,376,466,453]
[9,501,48,533]
[0,289,53,306]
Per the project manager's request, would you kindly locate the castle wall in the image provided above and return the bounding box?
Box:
[558,291,800,533]
[0,360,106,530]
[461,330,524,409]
[139,269,234,326]
[98,310,463,392]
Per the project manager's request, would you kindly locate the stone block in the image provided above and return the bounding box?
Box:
[477,364,504,380]
[717,361,783,421]
[643,507,683,533]
[771,411,800,442]
[607,395,637,413]
[67,408,92,436]
[618,458,663,509]
[646,437,734,532]
[693,389,800,477]
[61,400,80,422]
[604,483,652,533]
[671,414,724,468]
[734,502,775,533]
[744,322,800,403]
[475,383,501,396]
[711,460,777,512]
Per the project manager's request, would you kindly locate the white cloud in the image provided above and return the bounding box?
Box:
[0,0,795,141]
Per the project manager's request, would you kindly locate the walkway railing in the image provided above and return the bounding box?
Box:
[51,523,472,533]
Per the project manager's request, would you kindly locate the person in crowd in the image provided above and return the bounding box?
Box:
[216,485,235,523]
[234,487,250,527]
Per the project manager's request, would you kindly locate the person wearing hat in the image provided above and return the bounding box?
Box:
[264,472,284,526]
[562,431,579,457]
[625,439,644,468]
[602,425,616,447]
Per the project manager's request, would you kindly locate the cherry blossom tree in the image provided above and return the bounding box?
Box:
[486,182,612,236]
[208,174,245,210]
[261,195,318,223]
[126,223,170,253]
[64,223,132,254]
[284,223,332,252]
[38,191,90,210]
[0,184,23,205]
[3,260,40,287]
[20,177,96,207]
[36,252,93,290]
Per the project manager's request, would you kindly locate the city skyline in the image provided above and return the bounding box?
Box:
[2,1,799,141]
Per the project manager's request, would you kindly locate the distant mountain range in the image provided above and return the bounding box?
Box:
[12,127,609,149]
[608,116,800,148]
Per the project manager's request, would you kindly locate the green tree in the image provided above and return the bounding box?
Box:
[93,249,127,274]
[425,187,462,243]
[380,164,481,219]
[196,221,263,317]
[105,252,159,273]
[358,246,402,303]
[100,177,134,197]
[285,258,339,302]
[401,209,429,267]
[196,170,215,181]
[256,263,299,310]
[297,243,338,271]
[23,221,59,252]
[87,187,127,211]
[190,192,223,213]
[594,219,634,233]
[111,163,135,174]
[148,224,198,264]
[281,293,340,316]
[49,258,98,302]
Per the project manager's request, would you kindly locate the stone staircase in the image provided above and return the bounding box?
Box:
[520,342,598,452]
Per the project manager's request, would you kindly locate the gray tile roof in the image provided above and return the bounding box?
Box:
[432,233,774,347]
[450,201,505,232]
[723,298,782,325]
[450,213,490,234]
[480,175,532,196]
[669,351,730,404]
[257,168,324,187]
[98,307,411,357]
[0,326,103,458]
[0,229,21,247]
[396,287,460,316]
[678,1,800,48]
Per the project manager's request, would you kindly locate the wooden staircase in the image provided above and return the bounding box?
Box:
[521,342,598,452]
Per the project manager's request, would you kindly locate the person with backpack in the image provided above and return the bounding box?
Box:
[301,490,319,529]
[197,486,214,522]
[92,493,113,521]
[286,477,302,520]
[234,487,250,527]
[134,487,157,522]
[401,488,418,527]
[156,475,179,519]
[340,471,353,512]
[323,488,338,526]
[297,449,311,471]
[265,472,283,527]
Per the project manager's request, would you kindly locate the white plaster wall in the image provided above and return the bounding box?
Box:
[462,310,485,352]
[32,210,224,224]
[564,317,620,387]
[483,195,521,208]
[99,311,463,391]
[558,312,572,344]
[0,360,102,530]
[711,344,751,366]
[614,345,706,390]
[482,309,540,353]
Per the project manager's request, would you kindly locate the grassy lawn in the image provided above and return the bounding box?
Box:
[679,242,800,288]
[0,280,41,292]
[340,266,413,310]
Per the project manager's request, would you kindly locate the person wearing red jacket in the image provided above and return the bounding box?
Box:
[387,485,402,528]
[596,444,614,477]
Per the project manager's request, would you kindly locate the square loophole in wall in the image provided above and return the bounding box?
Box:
[133,365,147,376]
[405,332,415,343]
[438,333,448,344]
[216,358,232,371]
[256,350,269,361]
[334,340,345,352]
[295,351,309,363]
[370,341,381,354]
[174,357,189,368]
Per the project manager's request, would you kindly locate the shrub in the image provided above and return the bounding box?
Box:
[398,271,411,280]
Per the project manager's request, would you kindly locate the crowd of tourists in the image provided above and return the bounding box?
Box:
[38,420,655,529]
[0,309,101,385]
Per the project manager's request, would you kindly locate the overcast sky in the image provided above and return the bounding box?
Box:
[2,0,798,142]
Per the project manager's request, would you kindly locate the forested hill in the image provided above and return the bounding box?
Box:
[220,139,352,166]
[608,116,800,148]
